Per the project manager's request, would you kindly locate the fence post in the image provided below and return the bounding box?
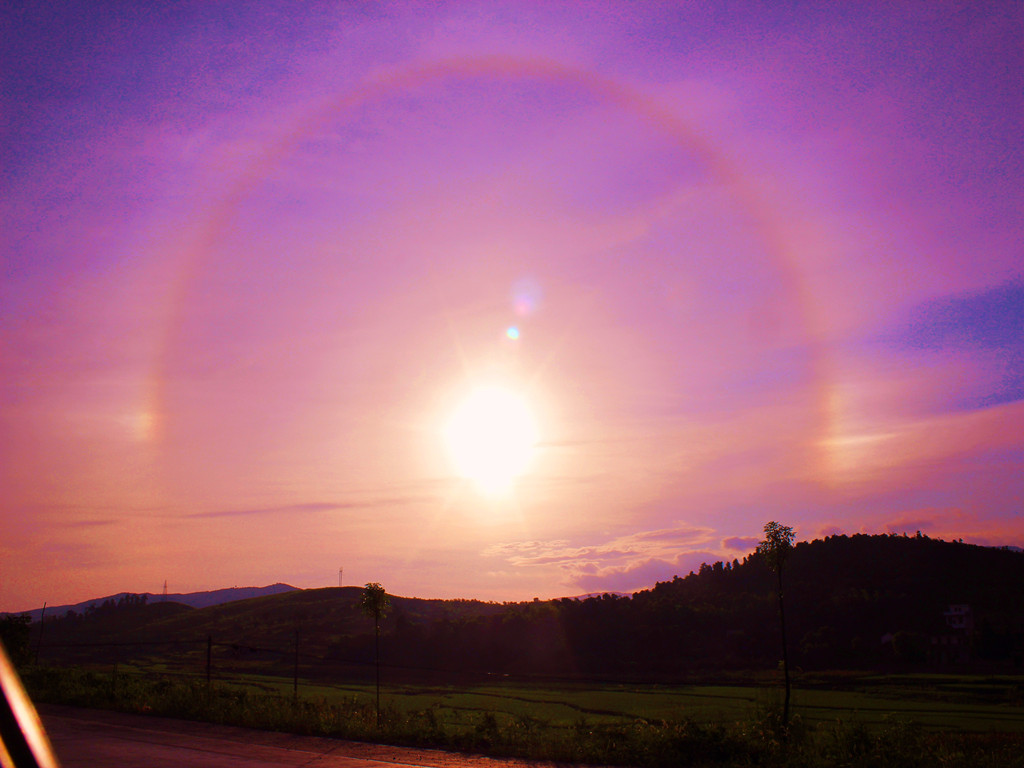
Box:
[293,630,299,700]
[206,634,212,688]
[34,602,46,665]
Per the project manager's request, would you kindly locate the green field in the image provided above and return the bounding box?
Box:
[114,661,1024,734]
[27,663,1024,766]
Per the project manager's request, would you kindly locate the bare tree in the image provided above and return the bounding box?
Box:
[758,521,795,727]
[360,582,390,726]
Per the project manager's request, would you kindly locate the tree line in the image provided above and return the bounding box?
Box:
[331,532,1024,681]
[13,532,1024,683]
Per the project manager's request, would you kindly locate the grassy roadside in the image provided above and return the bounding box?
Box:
[22,665,1024,767]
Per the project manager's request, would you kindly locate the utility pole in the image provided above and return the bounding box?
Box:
[34,603,46,665]
[338,567,343,588]
[293,630,299,699]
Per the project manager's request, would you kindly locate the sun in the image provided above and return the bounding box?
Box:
[443,385,539,494]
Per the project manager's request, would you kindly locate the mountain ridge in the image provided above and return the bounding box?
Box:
[5,583,298,622]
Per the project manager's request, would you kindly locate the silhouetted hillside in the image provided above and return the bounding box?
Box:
[31,586,507,673]
[628,533,1024,674]
[8,583,297,622]
[27,534,1024,679]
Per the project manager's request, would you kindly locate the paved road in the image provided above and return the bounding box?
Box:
[38,705,552,768]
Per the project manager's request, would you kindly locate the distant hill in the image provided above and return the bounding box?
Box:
[9,583,297,622]
[29,585,508,675]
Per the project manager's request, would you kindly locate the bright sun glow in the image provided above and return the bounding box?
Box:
[443,385,539,495]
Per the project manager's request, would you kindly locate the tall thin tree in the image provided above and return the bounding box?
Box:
[757,521,795,727]
[360,582,390,726]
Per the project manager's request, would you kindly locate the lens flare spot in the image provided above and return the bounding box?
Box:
[511,278,542,317]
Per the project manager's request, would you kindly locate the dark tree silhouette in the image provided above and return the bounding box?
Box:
[758,521,795,727]
[0,615,32,667]
[360,582,390,725]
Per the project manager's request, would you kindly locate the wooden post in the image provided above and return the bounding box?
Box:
[33,603,46,665]
[375,621,381,727]
[293,630,299,699]
[778,567,790,726]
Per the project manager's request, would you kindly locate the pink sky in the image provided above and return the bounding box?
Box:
[2,2,1022,612]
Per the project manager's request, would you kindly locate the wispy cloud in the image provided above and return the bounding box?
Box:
[878,508,1023,545]
[187,503,342,519]
[571,552,722,594]
[484,525,723,592]
[485,525,714,565]
[186,497,431,519]
[722,536,759,552]
[62,518,120,529]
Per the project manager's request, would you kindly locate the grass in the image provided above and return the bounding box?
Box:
[117,665,1024,733]
[23,665,1024,767]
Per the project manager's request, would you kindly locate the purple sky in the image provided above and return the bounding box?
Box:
[2,2,1022,612]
